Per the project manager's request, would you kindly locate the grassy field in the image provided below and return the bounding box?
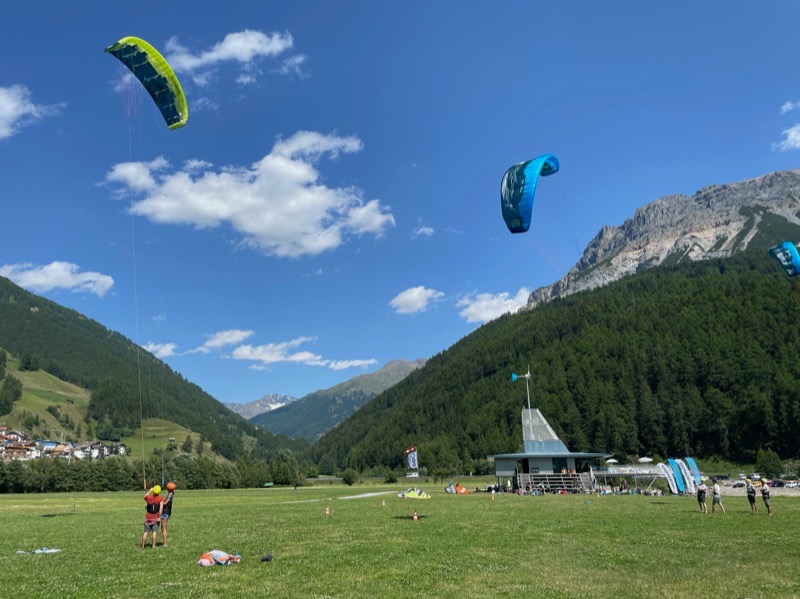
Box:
[120,418,202,458]
[3,358,91,437]
[1,484,797,598]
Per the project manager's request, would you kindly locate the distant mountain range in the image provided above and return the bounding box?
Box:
[225,394,298,419]
[525,169,800,307]
[251,358,427,442]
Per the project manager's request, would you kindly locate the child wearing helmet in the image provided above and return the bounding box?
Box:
[141,486,164,549]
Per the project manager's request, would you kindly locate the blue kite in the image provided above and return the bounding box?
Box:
[769,241,800,276]
[500,154,559,234]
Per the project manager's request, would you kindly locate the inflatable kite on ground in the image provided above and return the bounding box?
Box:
[769,241,800,276]
[105,36,188,130]
[501,154,559,234]
[397,487,431,499]
[444,482,470,494]
[197,550,241,567]
[657,462,678,495]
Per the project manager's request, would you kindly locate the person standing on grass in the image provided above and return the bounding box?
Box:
[141,485,163,549]
[160,483,175,547]
[746,480,758,514]
[696,481,708,513]
[761,482,773,516]
[711,481,725,514]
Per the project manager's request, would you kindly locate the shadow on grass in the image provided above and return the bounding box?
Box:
[41,513,79,518]
[393,515,429,521]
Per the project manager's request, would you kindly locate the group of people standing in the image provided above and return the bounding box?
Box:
[695,479,771,515]
[141,483,176,548]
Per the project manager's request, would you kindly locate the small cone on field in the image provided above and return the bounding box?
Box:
[413,508,418,522]
[325,505,330,517]
[382,499,385,507]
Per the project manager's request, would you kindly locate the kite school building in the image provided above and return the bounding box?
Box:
[489,408,610,493]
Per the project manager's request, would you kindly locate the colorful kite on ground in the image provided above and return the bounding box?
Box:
[501,154,559,234]
[197,550,241,567]
[105,36,188,130]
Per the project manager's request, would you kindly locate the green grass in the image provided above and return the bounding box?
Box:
[3,357,91,436]
[120,418,201,458]
[1,484,797,598]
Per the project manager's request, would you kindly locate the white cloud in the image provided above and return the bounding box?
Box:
[105,156,170,194]
[191,97,220,113]
[328,359,378,370]
[184,159,213,173]
[144,342,178,358]
[165,30,294,86]
[0,85,64,140]
[105,131,395,258]
[190,329,254,354]
[273,55,309,78]
[236,73,258,86]
[389,286,445,314]
[456,288,531,324]
[412,225,435,238]
[780,101,800,114]
[0,262,114,297]
[152,314,166,324]
[232,336,375,370]
[773,123,800,151]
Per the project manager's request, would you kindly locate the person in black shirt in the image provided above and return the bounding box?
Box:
[160,482,175,547]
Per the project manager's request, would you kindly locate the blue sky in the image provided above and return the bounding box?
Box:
[2,2,799,403]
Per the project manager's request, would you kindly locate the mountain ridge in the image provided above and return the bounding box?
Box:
[225,394,298,419]
[525,169,800,308]
[251,358,427,441]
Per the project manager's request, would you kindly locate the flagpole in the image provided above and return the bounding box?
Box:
[512,366,532,411]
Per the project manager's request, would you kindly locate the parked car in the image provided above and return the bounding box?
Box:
[732,481,745,488]
[749,473,762,481]
[771,479,785,487]
[785,480,798,488]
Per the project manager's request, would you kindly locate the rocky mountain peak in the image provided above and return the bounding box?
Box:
[524,169,800,309]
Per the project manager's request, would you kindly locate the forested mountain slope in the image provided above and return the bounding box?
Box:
[0,276,306,459]
[310,250,800,472]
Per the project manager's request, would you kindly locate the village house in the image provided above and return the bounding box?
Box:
[3,440,40,461]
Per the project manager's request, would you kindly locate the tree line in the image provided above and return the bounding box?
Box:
[0,450,319,494]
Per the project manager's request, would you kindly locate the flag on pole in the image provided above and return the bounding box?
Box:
[404,446,418,470]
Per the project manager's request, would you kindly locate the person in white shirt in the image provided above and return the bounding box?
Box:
[711,481,725,514]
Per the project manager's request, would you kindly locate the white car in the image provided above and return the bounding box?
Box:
[786,480,798,488]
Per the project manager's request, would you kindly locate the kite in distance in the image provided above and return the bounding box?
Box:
[769,241,800,276]
[105,36,188,130]
[500,154,559,234]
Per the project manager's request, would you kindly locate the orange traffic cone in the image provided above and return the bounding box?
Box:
[413,509,418,522]
[325,505,330,517]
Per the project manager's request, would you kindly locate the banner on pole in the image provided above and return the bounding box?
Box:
[404,446,418,470]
